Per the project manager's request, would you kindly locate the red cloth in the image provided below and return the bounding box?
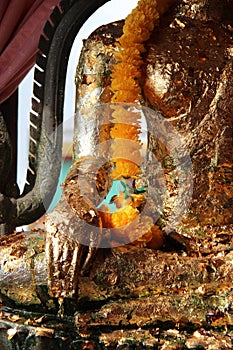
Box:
[0,0,60,104]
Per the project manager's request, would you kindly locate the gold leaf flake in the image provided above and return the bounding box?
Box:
[8,314,20,322]
[35,315,46,324]
[7,328,17,339]
[35,327,54,338]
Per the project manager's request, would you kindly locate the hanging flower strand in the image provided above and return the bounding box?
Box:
[111,0,159,104]
[110,0,160,181]
[111,0,175,103]
[99,0,172,248]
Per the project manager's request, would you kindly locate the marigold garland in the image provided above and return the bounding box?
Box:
[110,0,160,182]
[111,0,159,103]
[98,0,166,248]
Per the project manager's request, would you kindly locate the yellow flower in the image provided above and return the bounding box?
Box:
[111,159,141,179]
[96,0,172,249]
[111,63,141,78]
[111,205,139,228]
[111,90,141,103]
[111,0,160,104]
[111,77,140,94]
[110,124,140,141]
[114,48,143,66]
[106,0,162,241]
[131,193,145,208]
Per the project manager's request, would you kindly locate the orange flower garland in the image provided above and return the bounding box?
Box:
[98,0,165,248]
[110,0,160,183]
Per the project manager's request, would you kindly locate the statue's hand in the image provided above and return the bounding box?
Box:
[45,156,111,299]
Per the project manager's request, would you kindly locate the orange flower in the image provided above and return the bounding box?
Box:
[111,205,139,228]
[111,0,159,104]
[116,41,145,54]
[104,0,165,250]
[111,90,141,103]
[111,77,140,93]
[110,0,160,159]
[114,48,143,66]
[111,63,141,78]
[131,193,145,208]
[110,124,140,141]
[111,159,141,179]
